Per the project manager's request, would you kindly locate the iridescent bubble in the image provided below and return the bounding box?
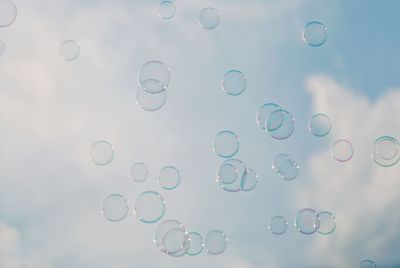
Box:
[59,40,80,61]
[240,168,258,191]
[256,103,282,130]
[0,0,17,28]
[134,191,166,224]
[217,163,238,185]
[136,80,167,111]
[332,139,354,162]
[317,211,336,235]
[359,259,377,268]
[269,215,288,235]
[217,158,246,192]
[90,140,114,166]
[101,194,129,222]
[272,153,299,181]
[0,40,5,56]
[266,109,295,140]
[139,60,170,93]
[205,229,228,255]
[303,21,327,47]
[158,0,176,19]
[198,7,220,30]
[186,232,204,256]
[129,162,149,182]
[213,130,239,158]
[309,113,331,137]
[295,208,320,235]
[221,70,247,96]
[159,166,181,190]
[372,136,400,167]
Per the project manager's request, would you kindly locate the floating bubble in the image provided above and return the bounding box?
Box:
[101,194,129,222]
[159,166,181,190]
[136,80,167,111]
[272,153,299,180]
[359,259,377,268]
[303,21,327,47]
[158,0,176,19]
[205,229,228,255]
[332,139,354,162]
[129,162,149,182]
[266,109,295,140]
[0,0,17,28]
[269,215,288,235]
[309,113,331,137]
[168,238,190,257]
[372,136,400,167]
[317,211,336,235]
[256,103,282,130]
[295,208,320,235]
[154,219,186,251]
[217,163,238,185]
[162,227,189,255]
[221,70,247,96]
[240,168,258,191]
[139,60,170,93]
[217,158,246,192]
[186,232,204,256]
[134,191,166,224]
[90,140,114,166]
[59,40,80,61]
[213,130,239,158]
[198,7,220,30]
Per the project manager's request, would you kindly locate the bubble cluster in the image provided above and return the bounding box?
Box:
[59,40,80,61]
[217,158,258,192]
[221,70,247,96]
[101,194,129,222]
[272,153,300,181]
[372,136,400,167]
[213,130,240,158]
[332,139,354,162]
[134,191,166,224]
[158,0,176,19]
[90,140,114,166]
[198,7,220,30]
[303,21,327,47]
[0,0,17,28]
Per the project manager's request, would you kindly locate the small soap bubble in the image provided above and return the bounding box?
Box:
[217,158,246,193]
[154,219,186,251]
[101,194,129,222]
[213,130,239,158]
[159,166,181,190]
[90,140,114,166]
[59,40,80,61]
[130,162,149,182]
[372,136,400,167]
[295,208,320,235]
[303,21,327,47]
[198,7,220,30]
[221,70,247,96]
[205,229,228,255]
[162,227,189,255]
[332,139,354,162]
[272,153,299,181]
[134,191,166,224]
[139,60,170,93]
[359,259,377,268]
[317,211,336,235]
[266,109,295,140]
[186,232,204,256]
[158,0,176,19]
[217,163,238,185]
[309,113,331,137]
[136,80,167,111]
[269,215,288,235]
[256,103,281,130]
[0,0,17,28]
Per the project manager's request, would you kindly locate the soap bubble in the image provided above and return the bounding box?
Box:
[162,227,189,255]
[59,40,80,61]
[221,70,247,96]
[217,163,238,185]
[90,140,114,166]
[139,60,170,93]
[129,162,149,182]
[372,136,400,167]
[272,153,299,180]
[158,0,176,19]
[217,158,246,192]
[136,80,167,111]
[154,219,186,251]
[295,208,320,235]
[317,211,336,235]
[240,168,258,191]
[0,0,17,28]
[159,166,181,190]
[266,109,295,140]
[186,232,204,256]
[198,7,220,30]
[256,103,282,130]
[205,229,228,255]
[269,215,288,235]
[332,139,354,162]
[134,191,166,224]
[309,113,331,137]
[213,130,239,158]
[359,259,377,268]
[101,194,129,222]
[303,21,327,47]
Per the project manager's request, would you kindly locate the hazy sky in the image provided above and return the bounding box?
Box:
[1,0,400,267]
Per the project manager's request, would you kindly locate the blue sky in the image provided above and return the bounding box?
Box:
[1,0,400,267]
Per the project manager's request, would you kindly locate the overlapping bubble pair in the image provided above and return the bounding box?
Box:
[216,158,258,192]
[272,153,300,181]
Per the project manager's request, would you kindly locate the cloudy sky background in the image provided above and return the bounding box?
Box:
[1,0,400,267]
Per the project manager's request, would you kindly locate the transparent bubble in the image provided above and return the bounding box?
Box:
[134,191,166,224]
[221,70,247,96]
[317,211,336,235]
[303,21,327,47]
[217,163,238,185]
[154,219,186,251]
[266,109,295,140]
[159,166,181,190]
[101,194,129,222]
[205,229,228,255]
[158,0,176,19]
[198,7,220,30]
[269,215,288,235]
[309,113,331,137]
[136,80,167,111]
[90,140,114,166]
[59,40,80,61]
[359,259,377,268]
[168,237,190,257]
[372,136,400,167]
[139,60,170,93]
[272,153,299,181]
[240,168,258,191]
[332,139,354,162]
[256,103,282,130]
[129,162,149,182]
[0,0,17,28]
[295,208,320,235]
[186,232,204,256]
[162,227,189,254]
[213,130,239,158]
[0,40,5,56]
[217,158,246,192]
